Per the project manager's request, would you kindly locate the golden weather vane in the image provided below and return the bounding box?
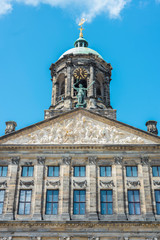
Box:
[78,18,87,38]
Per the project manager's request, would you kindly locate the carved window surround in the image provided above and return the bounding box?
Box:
[127,180,141,187]
[99,180,115,188]
[0,181,7,188]
[20,180,34,187]
[46,180,61,187]
[73,180,87,188]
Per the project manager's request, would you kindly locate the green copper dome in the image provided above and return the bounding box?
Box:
[59,37,103,59]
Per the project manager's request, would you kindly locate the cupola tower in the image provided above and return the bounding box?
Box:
[45,20,116,120]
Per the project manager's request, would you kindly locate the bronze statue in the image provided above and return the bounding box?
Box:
[73,80,95,108]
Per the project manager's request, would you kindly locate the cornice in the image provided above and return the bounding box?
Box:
[0,220,160,228]
[0,144,160,152]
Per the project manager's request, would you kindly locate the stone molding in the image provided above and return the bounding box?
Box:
[127,180,141,187]
[31,238,41,240]
[153,180,160,186]
[88,156,97,165]
[114,157,123,165]
[59,237,70,240]
[24,161,33,166]
[73,180,87,188]
[88,237,100,240]
[62,157,71,165]
[46,180,61,187]
[11,156,20,165]
[0,181,7,188]
[141,157,149,166]
[20,180,34,187]
[99,180,115,188]
[0,238,12,240]
[37,157,45,165]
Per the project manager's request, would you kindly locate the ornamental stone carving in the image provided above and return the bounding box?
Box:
[73,180,87,188]
[153,180,160,186]
[115,157,123,165]
[141,157,149,166]
[11,156,20,165]
[0,181,7,188]
[3,114,154,145]
[63,157,71,165]
[20,180,34,187]
[46,180,61,187]
[59,237,70,240]
[25,161,33,166]
[88,156,97,165]
[100,180,115,188]
[37,157,45,165]
[127,180,141,187]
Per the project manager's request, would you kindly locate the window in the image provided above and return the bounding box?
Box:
[126,166,138,177]
[48,166,59,177]
[128,190,140,215]
[0,190,5,214]
[18,190,32,215]
[22,166,33,177]
[46,190,59,215]
[0,166,8,177]
[73,190,86,215]
[74,166,86,177]
[100,190,113,215]
[100,166,111,177]
[155,190,160,215]
[152,166,160,177]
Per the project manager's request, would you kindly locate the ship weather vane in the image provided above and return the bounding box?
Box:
[78,18,87,38]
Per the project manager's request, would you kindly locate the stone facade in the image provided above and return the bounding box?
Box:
[0,33,160,240]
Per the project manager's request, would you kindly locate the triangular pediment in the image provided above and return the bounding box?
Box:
[0,109,159,145]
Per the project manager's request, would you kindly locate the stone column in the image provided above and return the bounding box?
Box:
[141,157,155,220]
[66,64,72,97]
[88,156,98,220]
[62,157,71,220]
[115,157,126,220]
[104,75,111,108]
[33,157,45,220]
[88,65,94,97]
[5,157,20,220]
[52,76,58,106]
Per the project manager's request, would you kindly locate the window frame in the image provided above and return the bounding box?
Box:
[47,166,60,177]
[100,166,112,177]
[126,166,138,177]
[18,190,32,215]
[0,190,5,214]
[100,190,113,215]
[152,166,160,177]
[155,190,160,215]
[73,190,86,215]
[128,190,141,215]
[74,166,86,177]
[45,189,59,215]
[21,166,34,177]
[0,166,8,177]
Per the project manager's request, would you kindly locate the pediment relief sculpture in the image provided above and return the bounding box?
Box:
[2,113,155,145]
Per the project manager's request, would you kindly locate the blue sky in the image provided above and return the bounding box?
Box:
[0,0,160,136]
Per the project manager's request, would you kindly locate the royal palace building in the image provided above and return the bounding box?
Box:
[0,22,160,240]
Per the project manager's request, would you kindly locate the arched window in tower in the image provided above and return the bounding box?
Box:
[57,73,65,102]
[96,72,105,101]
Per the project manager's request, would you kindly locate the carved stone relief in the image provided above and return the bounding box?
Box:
[141,157,149,166]
[3,114,155,145]
[127,180,141,187]
[20,180,34,187]
[25,161,33,166]
[0,181,7,188]
[37,157,45,165]
[73,180,87,188]
[11,157,20,165]
[46,180,61,187]
[115,157,123,165]
[88,156,97,165]
[153,180,160,186]
[99,180,115,188]
[0,238,12,240]
[63,157,71,165]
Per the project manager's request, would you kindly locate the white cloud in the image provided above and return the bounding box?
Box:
[0,0,12,16]
[0,0,131,21]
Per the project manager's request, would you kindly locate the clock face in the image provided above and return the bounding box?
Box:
[73,67,88,80]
